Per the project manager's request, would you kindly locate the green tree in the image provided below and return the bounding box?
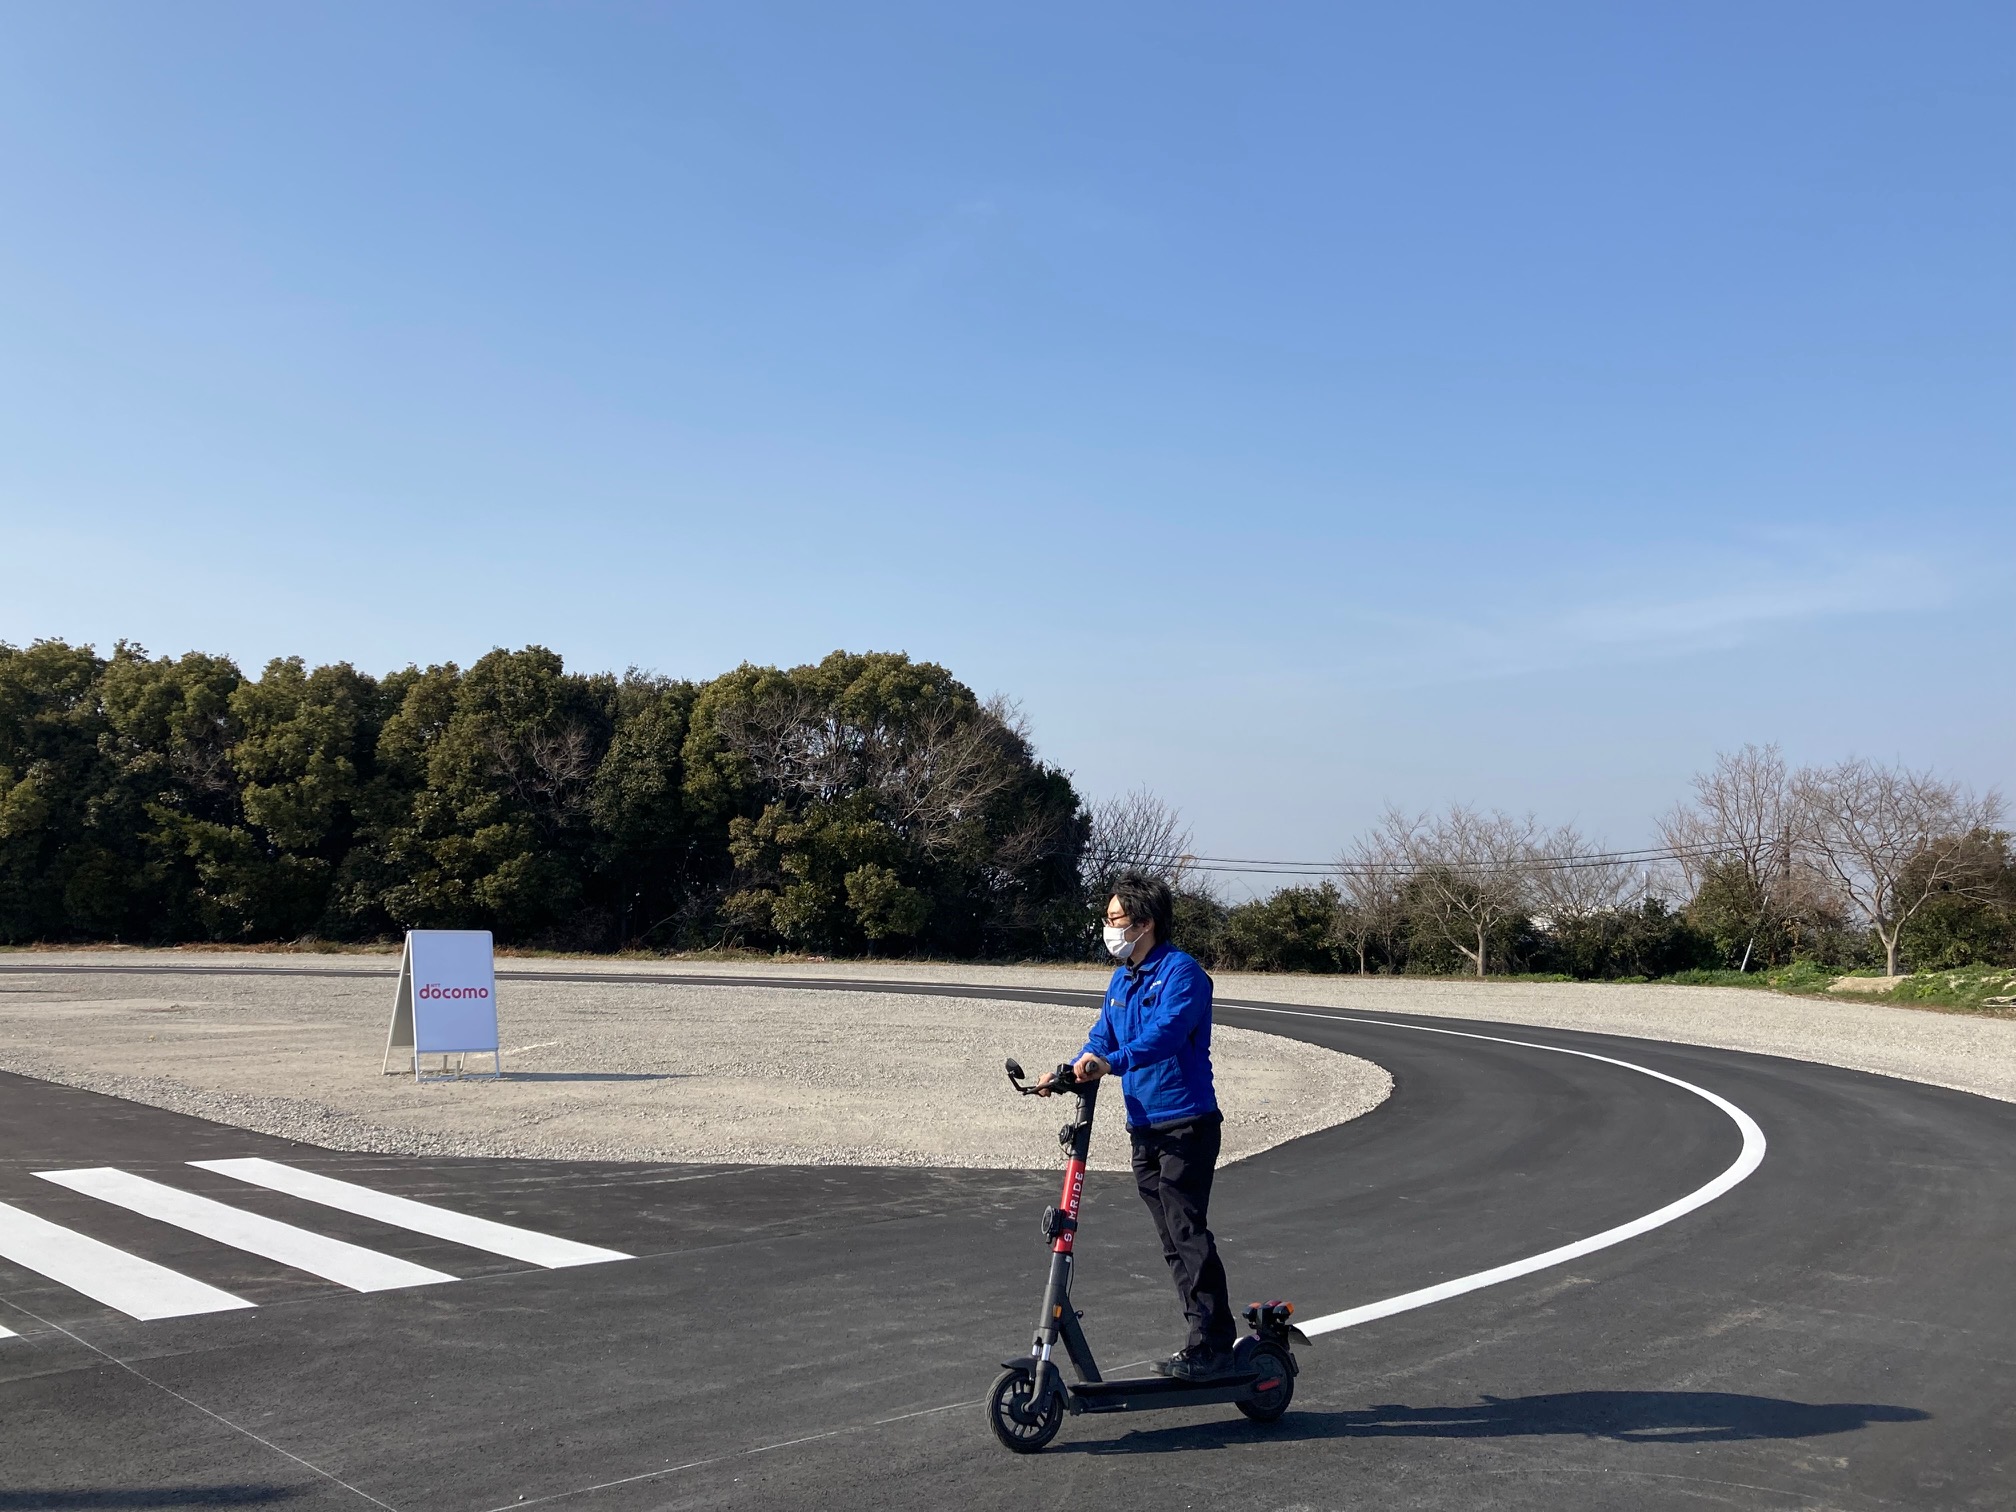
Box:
[1893,830,2016,969]
[589,674,700,948]
[1168,887,1230,967]
[723,792,921,951]
[223,657,401,937]
[1221,883,1344,972]
[1687,857,1796,969]
[686,650,1083,955]
[1536,899,1714,979]
[362,648,618,943]
[0,640,119,940]
[97,644,275,940]
[1,639,1087,958]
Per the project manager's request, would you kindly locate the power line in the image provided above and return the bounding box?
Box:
[1110,838,1735,881]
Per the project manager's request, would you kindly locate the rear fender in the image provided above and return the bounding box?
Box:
[1232,1335,1300,1378]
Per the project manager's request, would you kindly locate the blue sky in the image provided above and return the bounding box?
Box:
[2,3,2010,884]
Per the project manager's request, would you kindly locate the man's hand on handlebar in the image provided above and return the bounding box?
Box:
[1036,1053,1110,1095]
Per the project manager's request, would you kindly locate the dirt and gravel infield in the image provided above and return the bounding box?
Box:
[0,954,1389,1170]
[2,949,2009,1175]
[544,957,2015,1103]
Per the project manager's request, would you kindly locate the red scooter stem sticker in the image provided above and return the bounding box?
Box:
[1053,1160,1086,1253]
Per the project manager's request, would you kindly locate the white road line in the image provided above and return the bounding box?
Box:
[36,1169,458,1293]
[1224,1005,1769,1337]
[191,1158,632,1268]
[0,1323,15,1338]
[0,1198,254,1321]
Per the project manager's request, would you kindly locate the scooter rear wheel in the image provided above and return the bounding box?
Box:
[1235,1343,1295,1422]
[987,1368,1063,1452]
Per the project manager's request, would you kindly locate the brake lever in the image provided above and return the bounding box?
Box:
[1035,1062,1080,1097]
[1003,1058,1079,1096]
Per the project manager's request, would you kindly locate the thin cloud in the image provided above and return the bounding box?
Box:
[1550,553,1944,650]
[1236,547,1954,695]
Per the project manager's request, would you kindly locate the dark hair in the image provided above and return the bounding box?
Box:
[1107,871,1175,948]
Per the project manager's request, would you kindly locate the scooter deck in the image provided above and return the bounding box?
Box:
[1066,1371,1263,1413]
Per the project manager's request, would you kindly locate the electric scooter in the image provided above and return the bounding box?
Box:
[985,1057,1308,1453]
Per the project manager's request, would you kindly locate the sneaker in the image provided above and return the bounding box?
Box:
[1155,1344,1237,1381]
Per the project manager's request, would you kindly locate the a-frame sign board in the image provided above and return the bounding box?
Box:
[383,930,502,1080]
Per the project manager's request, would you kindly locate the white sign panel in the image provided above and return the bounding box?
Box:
[383,930,500,1079]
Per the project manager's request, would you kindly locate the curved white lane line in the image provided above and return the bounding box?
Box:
[1227,1006,1769,1337]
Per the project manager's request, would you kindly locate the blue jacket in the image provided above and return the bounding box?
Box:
[1080,942,1219,1130]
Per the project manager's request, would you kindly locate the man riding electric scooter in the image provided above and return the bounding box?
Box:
[1039,871,1236,1381]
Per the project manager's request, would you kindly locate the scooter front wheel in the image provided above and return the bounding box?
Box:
[986,1368,1064,1452]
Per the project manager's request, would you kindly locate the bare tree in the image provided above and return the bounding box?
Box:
[487,721,600,838]
[1386,804,1539,978]
[1660,744,1800,970]
[1083,789,1193,898]
[1793,758,2005,976]
[1660,744,1795,889]
[867,694,1028,854]
[1528,822,1643,923]
[1331,829,1408,973]
[710,682,850,801]
[712,683,1026,856]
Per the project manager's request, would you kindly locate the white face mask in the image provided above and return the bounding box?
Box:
[1103,924,1139,961]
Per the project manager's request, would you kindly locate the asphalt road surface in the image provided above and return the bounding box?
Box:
[1,967,2010,1511]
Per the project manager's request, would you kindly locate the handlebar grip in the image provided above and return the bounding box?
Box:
[1007,1058,1094,1095]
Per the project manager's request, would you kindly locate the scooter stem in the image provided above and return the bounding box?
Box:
[1029,1078,1099,1402]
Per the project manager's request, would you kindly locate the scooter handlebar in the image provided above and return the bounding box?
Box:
[1005,1058,1083,1096]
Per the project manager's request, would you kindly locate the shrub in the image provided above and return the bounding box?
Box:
[1763,960,1840,994]
[1667,967,1774,988]
[1170,886,1230,968]
[1218,884,1344,973]
[1536,900,1716,980]
[1894,872,2016,971]
[1885,965,2016,1011]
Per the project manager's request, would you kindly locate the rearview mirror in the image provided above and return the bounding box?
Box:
[1004,1058,1025,1080]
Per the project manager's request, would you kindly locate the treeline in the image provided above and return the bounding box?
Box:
[0,642,1086,955]
[1157,747,2014,979]
[1179,886,1715,980]
[4,642,2009,979]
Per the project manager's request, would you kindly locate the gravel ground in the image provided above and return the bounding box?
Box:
[464,955,2016,1104]
[3,948,2007,1177]
[0,956,1389,1171]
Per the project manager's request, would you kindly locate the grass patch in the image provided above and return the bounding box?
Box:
[1666,960,2016,1016]
[1885,965,2016,1014]
[1664,961,1839,994]
[1392,969,1578,983]
[1666,968,1773,989]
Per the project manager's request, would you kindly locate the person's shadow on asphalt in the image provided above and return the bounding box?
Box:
[1053,1390,1928,1454]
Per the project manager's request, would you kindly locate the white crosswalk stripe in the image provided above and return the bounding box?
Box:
[193,1158,632,1267]
[36,1168,459,1293]
[0,1198,254,1321]
[0,1158,630,1335]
